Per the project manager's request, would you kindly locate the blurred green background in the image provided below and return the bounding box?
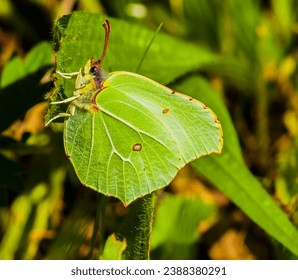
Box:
[0,0,298,259]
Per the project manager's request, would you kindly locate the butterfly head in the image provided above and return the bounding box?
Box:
[89,58,107,88]
[87,19,111,88]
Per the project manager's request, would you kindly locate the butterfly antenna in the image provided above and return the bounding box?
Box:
[99,19,111,67]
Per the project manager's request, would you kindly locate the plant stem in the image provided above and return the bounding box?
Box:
[88,194,107,259]
[120,193,156,260]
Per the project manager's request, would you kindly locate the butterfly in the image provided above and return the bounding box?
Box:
[46,20,223,205]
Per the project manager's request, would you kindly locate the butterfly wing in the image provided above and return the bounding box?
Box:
[64,71,223,205]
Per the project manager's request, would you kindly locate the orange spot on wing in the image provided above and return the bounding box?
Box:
[133,143,142,151]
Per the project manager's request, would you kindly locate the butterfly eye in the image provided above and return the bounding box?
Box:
[89,66,98,75]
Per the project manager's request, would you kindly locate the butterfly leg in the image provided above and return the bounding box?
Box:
[56,70,80,79]
[45,112,72,126]
[45,101,77,126]
[51,95,80,104]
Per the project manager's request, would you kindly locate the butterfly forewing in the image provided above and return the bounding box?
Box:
[64,71,222,204]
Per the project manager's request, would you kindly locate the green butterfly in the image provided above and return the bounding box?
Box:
[46,20,223,205]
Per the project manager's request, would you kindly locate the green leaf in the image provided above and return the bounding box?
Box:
[0,56,24,88]
[183,0,221,50]
[194,153,298,256]
[100,234,126,260]
[0,42,53,132]
[271,0,296,44]
[151,194,216,248]
[1,41,52,88]
[53,12,216,88]
[175,75,298,256]
[228,0,261,62]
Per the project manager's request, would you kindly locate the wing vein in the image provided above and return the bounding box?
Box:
[85,114,95,182]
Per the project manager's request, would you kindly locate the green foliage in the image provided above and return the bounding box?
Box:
[53,12,215,86]
[151,194,215,246]
[100,234,126,260]
[0,42,52,132]
[176,76,298,255]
